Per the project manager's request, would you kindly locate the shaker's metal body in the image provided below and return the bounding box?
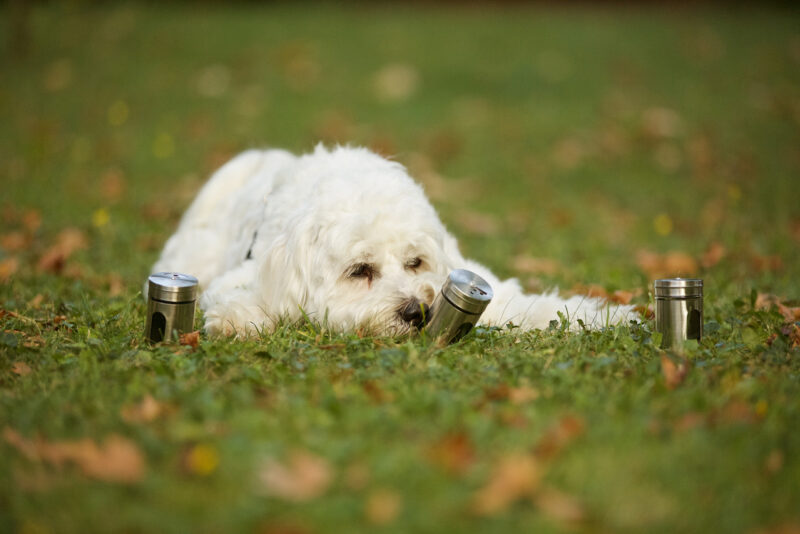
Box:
[145,272,198,343]
[424,269,493,345]
[654,278,703,349]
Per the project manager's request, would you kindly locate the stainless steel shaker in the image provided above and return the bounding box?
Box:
[424,269,493,345]
[145,272,198,343]
[654,278,703,349]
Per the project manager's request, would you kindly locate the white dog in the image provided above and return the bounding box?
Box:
[151,145,636,337]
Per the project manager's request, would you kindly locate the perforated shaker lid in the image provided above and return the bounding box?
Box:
[441,269,493,315]
[654,278,703,298]
[148,272,198,302]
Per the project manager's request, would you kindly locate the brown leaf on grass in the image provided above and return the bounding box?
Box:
[701,242,726,268]
[753,522,800,534]
[1,231,29,252]
[179,330,200,349]
[121,395,163,423]
[343,461,370,490]
[534,416,586,461]
[3,428,146,484]
[427,432,475,475]
[788,325,800,349]
[258,451,333,502]
[641,107,683,140]
[751,254,783,273]
[11,362,32,376]
[473,453,541,516]
[22,210,42,233]
[107,273,125,297]
[37,228,88,274]
[509,385,540,405]
[755,293,800,323]
[365,489,403,525]
[100,168,127,203]
[715,400,758,426]
[362,380,394,404]
[0,257,20,282]
[373,63,420,102]
[455,211,500,236]
[636,250,698,279]
[661,354,688,390]
[534,488,586,524]
[512,255,561,276]
[673,412,706,433]
[570,284,639,305]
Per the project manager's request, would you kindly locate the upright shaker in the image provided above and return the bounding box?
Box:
[145,272,198,343]
[654,278,703,349]
[424,269,493,345]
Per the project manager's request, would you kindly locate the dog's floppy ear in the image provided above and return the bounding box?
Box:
[257,233,310,324]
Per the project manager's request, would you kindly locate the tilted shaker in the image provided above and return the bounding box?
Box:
[654,278,703,350]
[145,272,198,343]
[424,269,493,345]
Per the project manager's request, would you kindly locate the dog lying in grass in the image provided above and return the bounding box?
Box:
[151,145,636,337]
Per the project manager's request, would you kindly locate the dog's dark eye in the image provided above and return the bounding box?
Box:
[405,257,423,270]
[348,263,375,282]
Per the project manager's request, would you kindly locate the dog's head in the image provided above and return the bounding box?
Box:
[257,146,462,335]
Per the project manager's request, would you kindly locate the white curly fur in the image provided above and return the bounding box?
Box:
[151,145,636,337]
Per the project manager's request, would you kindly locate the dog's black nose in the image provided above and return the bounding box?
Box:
[399,299,430,328]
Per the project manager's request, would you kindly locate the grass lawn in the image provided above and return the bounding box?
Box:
[2,3,800,533]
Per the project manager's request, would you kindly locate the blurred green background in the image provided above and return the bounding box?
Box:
[1,3,799,534]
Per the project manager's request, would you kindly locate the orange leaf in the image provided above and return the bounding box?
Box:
[512,256,561,276]
[11,362,32,376]
[534,416,586,460]
[258,451,333,502]
[427,432,475,475]
[473,453,541,516]
[179,330,200,349]
[365,489,403,525]
[3,428,146,484]
[0,257,19,283]
[636,250,698,279]
[701,242,726,268]
[121,395,163,423]
[37,228,88,274]
[0,231,29,252]
[661,354,688,390]
[535,488,586,524]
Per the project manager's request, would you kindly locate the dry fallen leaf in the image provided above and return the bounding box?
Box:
[508,385,540,405]
[365,489,403,525]
[661,354,688,390]
[427,432,475,475]
[456,211,500,236]
[362,380,394,404]
[121,394,163,423]
[0,257,20,283]
[755,293,800,323]
[534,416,586,461]
[701,242,726,268]
[373,63,420,102]
[1,231,29,252]
[512,255,561,276]
[473,453,541,516]
[179,330,200,349]
[37,228,88,274]
[636,250,698,279]
[11,362,32,376]
[3,428,146,484]
[259,451,333,502]
[535,488,586,524]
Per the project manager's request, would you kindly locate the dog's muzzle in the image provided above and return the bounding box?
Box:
[398,298,430,329]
